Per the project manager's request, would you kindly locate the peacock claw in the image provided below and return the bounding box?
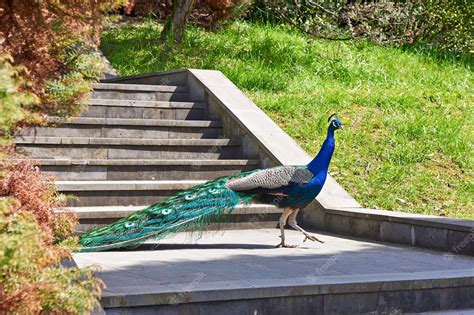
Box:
[276,243,297,248]
[303,234,324,244]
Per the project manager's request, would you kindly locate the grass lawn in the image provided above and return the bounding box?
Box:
[100,20,473,219]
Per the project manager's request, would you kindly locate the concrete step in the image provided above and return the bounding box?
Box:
[15,137,241,160]
[57,180,205,207]
[72,204,280,233]
[83,99,206,120]
[33,159,260,181]
[20,118,222,139]
[92,83,188,92]
[46,117,220,126]
[87,99,204,108]
[91,83,190,102]
[91,91,190,102]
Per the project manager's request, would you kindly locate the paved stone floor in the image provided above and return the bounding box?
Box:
[73,228,474,297]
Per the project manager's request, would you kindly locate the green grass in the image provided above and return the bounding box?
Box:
[100,20,473,219]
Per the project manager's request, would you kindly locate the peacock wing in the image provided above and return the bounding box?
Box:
[225,166,313,195]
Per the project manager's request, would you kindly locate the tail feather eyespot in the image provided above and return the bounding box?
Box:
[162,209,172,215]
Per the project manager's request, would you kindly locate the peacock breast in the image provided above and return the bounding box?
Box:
[282,183,321,209]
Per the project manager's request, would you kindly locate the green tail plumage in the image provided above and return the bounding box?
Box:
[78,171,258,252]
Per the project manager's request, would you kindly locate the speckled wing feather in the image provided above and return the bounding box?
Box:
[226,166,313,195]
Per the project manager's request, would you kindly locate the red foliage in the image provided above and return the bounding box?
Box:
[0,159,77,242]
[1,1,89,89]
[0,0,120,116]
[0,282,50,314]
[0,158,101,315]
[126,0,248,29]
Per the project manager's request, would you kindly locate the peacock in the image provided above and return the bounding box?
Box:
[78,114,343,251]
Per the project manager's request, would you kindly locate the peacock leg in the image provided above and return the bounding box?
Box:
[288,209,324,244]
[276,208,297,248]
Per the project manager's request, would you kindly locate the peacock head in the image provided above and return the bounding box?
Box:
[328,113,343,131]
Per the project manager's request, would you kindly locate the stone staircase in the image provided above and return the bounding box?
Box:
[15,70,474,314]
[15,82,279,232]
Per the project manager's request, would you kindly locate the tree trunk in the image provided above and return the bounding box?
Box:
[160,0,195,45]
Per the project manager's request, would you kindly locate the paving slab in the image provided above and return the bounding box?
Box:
[73,228,474,311]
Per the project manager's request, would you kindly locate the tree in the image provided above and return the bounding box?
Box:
[160,0,195,45]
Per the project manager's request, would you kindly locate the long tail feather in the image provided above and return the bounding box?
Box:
[78,171,257,252]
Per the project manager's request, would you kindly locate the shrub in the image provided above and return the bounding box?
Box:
[40,46,110,118]
[0,55,40,144]
[0,2,122,312]
[0,0,124,129]
[246,0,350,39]
[341,1,473,54]
[0,198,103,314]
[341,1,424,45]
[416,0,473,55]
[0,159,103,314]
[0,62,102,313]
[0,160,77,243]
[246,0,473,56]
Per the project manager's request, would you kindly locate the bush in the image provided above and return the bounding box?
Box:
[0,160,77,242]
[246,0,350,39]
[0,53,104,314]
[342,1,473,55]
[0,1,123,131]
[44,48,108,118]
[0,55,40,144]
[416,0,473,55]
[0,160,103,314]
[0,198,103,314]
[0,2,123,312]
[245,0,473,56]
[341,2,424,45]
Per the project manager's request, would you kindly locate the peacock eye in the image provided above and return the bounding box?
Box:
[124,222,135,228]
[162,209,172,215]
[332,121,337,127]
[185,194,196,200]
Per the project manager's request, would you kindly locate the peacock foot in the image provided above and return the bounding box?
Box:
[275,241,297,248]
[303,233,324,244]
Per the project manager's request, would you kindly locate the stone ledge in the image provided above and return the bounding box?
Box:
[88,99,205,108]
[24,159,260,166]
[327,207,473,233]
[302,205,474,256]
[56,180,206,191]
[184,69,474,256]
[47,117,221,127]
[15,137,237,146]
[92,83,187,93]
[100,269,474,308]
[100,69,187,85]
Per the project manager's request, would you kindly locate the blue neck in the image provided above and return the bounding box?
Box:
[307,128,335,175]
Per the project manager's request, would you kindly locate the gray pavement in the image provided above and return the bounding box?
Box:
[73,228,474,297]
